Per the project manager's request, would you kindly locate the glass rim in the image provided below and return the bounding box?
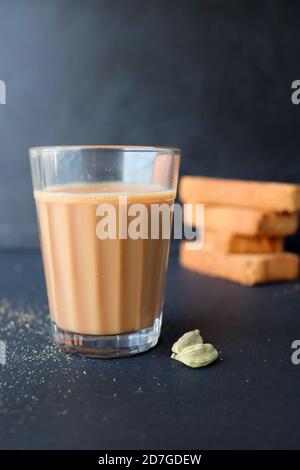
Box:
[30,145,181,154]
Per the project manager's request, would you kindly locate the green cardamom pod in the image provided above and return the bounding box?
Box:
[171,329,203,354]
[171,342,218,368]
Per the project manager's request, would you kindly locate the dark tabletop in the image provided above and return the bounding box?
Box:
[0,248,299,450]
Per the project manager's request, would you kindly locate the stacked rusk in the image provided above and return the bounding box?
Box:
[179,177,300,285]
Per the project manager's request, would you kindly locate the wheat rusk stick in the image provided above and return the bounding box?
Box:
[184,205,298,236]
[180,176,300,212]
[204,231,283,254]
[179,243,299,286]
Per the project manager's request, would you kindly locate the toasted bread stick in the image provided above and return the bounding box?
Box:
[179,242,299,286]
[204,231,283,253]
[184,205,298,236]
[180,176,300,212]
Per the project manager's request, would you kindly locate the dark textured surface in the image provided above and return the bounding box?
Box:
[0,249,300,450]
[1,1,300,246]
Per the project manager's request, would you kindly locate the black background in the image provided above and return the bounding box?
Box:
[1,251,300,450]
[0,0,300,246]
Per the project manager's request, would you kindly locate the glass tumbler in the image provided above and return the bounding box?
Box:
[30,146,180,357]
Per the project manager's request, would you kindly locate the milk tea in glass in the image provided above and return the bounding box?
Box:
[30,146,180,357]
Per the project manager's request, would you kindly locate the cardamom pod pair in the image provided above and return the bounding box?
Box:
[171,329,218,368]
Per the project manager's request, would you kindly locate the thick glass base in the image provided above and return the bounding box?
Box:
[51,315,162,358]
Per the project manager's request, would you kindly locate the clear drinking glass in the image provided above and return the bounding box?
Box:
[30,146,180,357]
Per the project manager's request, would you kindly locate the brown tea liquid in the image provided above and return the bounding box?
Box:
[34,183,175,336]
